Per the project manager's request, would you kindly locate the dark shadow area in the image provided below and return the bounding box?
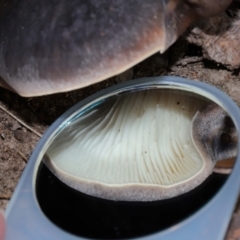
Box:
[202,59,230,71]
[186,44,202,57]
[36,162,228,239]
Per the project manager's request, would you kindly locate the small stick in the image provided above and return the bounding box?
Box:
[0,195,11,200]
[0,105,42,138]
[17,150,28,163]
[175,56,204,66]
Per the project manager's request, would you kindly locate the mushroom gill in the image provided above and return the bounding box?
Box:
[43,90,235,201]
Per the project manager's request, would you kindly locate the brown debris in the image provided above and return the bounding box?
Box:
[14,130,32,143]
[186,7,240,70]
[226,213,240,240]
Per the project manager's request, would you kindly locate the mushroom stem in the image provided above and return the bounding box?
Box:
[191,103,237,164]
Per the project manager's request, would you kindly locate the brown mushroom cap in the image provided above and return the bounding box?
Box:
[0,0,232,96]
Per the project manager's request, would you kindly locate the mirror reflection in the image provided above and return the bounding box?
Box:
[36,88,237,238]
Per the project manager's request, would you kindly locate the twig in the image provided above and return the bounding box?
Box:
[175,56,204,66]
[0,104,42,138]
[17,150,28,163]
[0,195,11,200]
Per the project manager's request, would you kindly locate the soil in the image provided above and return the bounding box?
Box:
[1,39,240,239]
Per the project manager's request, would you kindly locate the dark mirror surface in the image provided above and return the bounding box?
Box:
[36,164,228,239]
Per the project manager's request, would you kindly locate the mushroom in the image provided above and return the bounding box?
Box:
[0,0,232,96]
[43,89,237,201]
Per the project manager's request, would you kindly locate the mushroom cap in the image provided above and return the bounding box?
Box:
[0,0,232,96]
[43,89,225,201]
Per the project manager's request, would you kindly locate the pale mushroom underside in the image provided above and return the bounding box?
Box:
[44,90,216,201]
